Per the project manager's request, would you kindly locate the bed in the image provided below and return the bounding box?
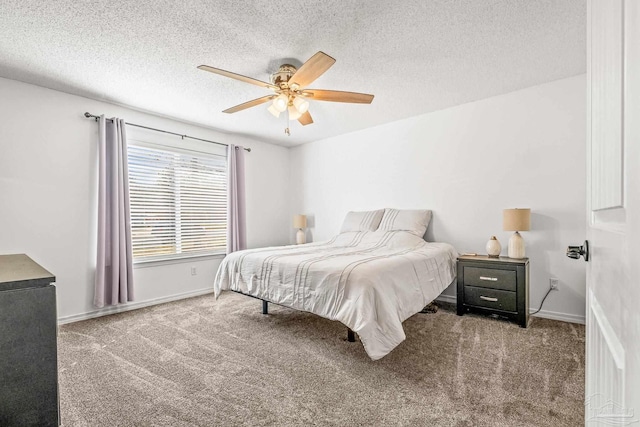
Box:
[214,208,458,360]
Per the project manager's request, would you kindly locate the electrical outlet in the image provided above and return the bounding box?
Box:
[550,278,559,290]
[191,267,197,276]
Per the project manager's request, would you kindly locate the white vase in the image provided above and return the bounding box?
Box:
[486,236,501,258]
[508,231,525,258]
[296,228,306,244]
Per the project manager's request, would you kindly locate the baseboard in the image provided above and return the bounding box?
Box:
[435,294,456,304]
[436,294,585,325]
[57,288,215,325]
[530,308,585,325]
[59,289,584,326]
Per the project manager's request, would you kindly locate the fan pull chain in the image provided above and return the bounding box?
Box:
[285,104,291,136]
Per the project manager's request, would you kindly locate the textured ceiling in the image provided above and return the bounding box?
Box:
[0,0,585,146]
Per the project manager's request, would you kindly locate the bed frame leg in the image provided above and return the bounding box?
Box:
[347,328,355,342]
[262,300,268,315]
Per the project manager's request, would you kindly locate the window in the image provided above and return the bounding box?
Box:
[127,142,227,262]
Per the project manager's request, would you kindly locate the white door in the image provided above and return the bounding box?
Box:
[584,0,640,425]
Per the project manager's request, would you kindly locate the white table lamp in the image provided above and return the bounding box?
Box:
[503,208,531,259]
[293,214,307,244]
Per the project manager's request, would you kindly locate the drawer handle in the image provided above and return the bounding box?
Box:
[480,295,498,302]
[479,276,498,281]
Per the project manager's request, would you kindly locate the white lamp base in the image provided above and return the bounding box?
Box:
[508,231,525,258]
[296,228,306,245]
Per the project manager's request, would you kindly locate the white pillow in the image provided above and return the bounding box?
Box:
[340,209,385,233]
[378,209,432,236]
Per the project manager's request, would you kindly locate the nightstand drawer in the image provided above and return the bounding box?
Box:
[463,286,516,313]
[463,266,516,291]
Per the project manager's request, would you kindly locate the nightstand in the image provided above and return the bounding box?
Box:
[456,255,529,327]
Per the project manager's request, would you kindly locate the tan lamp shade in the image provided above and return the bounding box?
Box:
[503,208,531,231]
[293,214,307,229]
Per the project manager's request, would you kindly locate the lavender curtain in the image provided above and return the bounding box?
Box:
[227,144,246,253]
[94,116,134,308]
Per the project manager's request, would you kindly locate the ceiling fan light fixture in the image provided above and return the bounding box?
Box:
[273,94,288,112]
[267,104,281,118]
[198,51,373,135]
[293,96,310,114]
[288,104,302,121]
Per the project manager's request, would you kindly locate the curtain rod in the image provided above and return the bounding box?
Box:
[83,112,251,152]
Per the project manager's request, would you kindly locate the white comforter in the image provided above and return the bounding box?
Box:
[214,230,458,360]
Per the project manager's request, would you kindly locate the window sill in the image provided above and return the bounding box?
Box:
[133,253,226,269]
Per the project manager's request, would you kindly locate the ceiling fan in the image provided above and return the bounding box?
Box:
[198,51,374,135]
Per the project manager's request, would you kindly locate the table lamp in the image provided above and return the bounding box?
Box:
[293,214,307,244]
[503,208,531,259]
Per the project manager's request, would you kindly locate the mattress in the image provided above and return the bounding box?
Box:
[214,230,458,360]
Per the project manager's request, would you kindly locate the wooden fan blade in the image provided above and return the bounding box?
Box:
[288,52,336,88]
[301,89,374,104]
[297,111,313,126]
[198,65,279,90]
[223,95,275,114]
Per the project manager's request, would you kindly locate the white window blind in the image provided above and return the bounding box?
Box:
[127,142,227,262]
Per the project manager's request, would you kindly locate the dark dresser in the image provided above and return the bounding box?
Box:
[0,254,59,426]
[456,255,529,327]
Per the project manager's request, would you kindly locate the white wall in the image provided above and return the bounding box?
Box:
[0,77,290,322]
[290,75,587,323]
[0,75,587,324]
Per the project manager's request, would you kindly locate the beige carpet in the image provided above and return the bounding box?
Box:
[58,292,584,427]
